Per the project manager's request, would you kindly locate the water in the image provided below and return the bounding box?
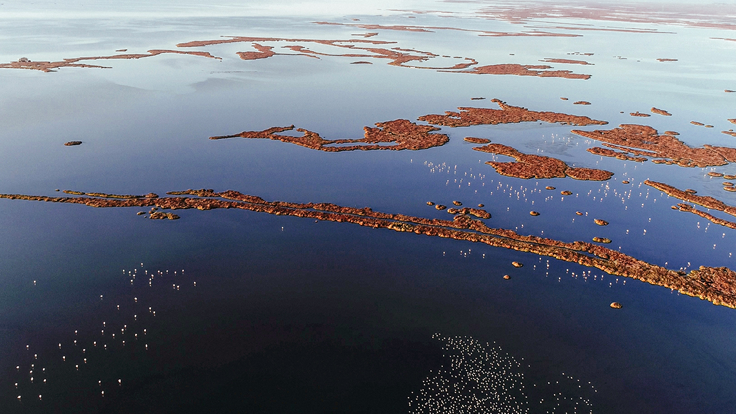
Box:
[1,1,736,413]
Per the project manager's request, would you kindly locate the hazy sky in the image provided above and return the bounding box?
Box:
[2,0,734,19]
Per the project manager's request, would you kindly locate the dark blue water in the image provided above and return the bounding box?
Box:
[2,8,736,414]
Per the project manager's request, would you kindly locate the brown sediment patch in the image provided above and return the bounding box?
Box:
[467,2,736,32]
[691,121,704,126]
[473,143,613,181]
[531,25,670,34]
[314,21,582,38]
[62,190,146,199]
[630,112,650,117]
[674,203,736,229]
[150,212,179,220]
[418,99,607,127]
[587,146,647,162]
[209,120,449,152]
[573,101,591,105]
[178,36,474,70]
[3,189,736,308]
[0,49,222,72]
[450,63,591,80]
[64,141,82,146]
[353,32,378,38]
[646,180,736,229]
[350,61,373,64]
[236,44,275,60]
[657,58,678,62]
[651,107,672,116]
[464,137,491,144]
[571,124,736,168]
[540,58,592,65]
[560,97,568,100]
[315,22,434,32]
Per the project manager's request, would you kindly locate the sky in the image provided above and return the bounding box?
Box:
[2,0,735,19]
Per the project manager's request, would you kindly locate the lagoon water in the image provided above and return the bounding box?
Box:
[2,1,736,412]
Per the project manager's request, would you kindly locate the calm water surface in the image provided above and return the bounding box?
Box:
[1,2,736,413]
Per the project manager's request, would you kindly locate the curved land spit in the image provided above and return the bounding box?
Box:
[1,189,735,308]
[572,124,736,167]
[0,50,221,72]
[645,180,736,229]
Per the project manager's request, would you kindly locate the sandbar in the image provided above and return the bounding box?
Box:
[419,99,607,127]
[2,189,735,308]
[587,147,647,162]
[540,58,592,65]
[473,143,613,181]
[450,64,591,80]
[209,120,449,152]
[0,49,221,72]
[645,180,736,220]
[464,137,491,144]
[651,107,672,116]
[572,124,736,168]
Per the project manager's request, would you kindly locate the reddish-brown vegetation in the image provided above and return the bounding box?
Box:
[473,143,613,181]
[651,107,672,116]
[540,58,592,65]
[2,189,735,308]
[572,124,736,167]
[209,120,449,152]
[464,137,491,144]
[0,50,221,72]
[419,99,607,127]
[587,146,647,162]
[451,64,591,79]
